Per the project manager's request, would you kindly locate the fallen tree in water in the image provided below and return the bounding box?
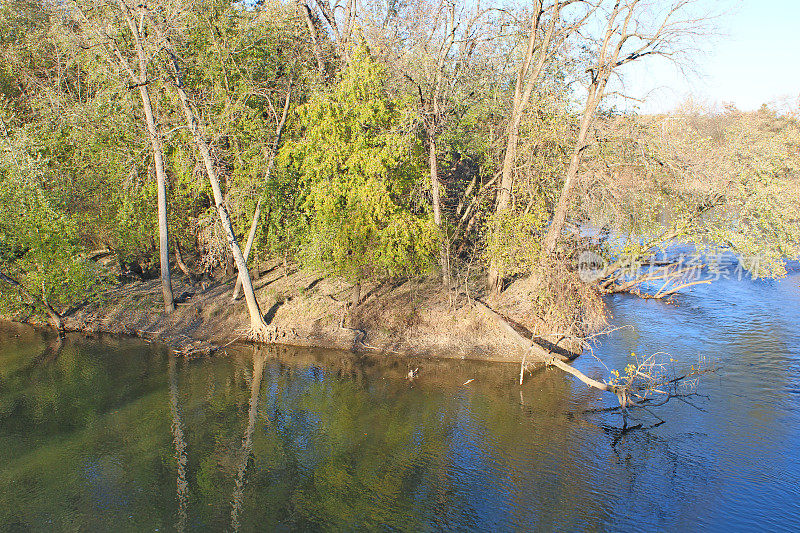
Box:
[475,298,715,420]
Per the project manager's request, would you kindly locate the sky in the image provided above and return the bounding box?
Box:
[612,0,800,113]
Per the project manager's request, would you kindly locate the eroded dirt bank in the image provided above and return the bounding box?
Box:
[4,260,575,363]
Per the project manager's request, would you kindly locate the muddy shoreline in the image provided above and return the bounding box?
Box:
[3,263,568,364]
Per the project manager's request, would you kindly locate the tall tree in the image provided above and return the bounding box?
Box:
[166,49,270,334]
[400,0,488,287]
[487,0,591,291]
[70,0,176,312]
[542,0,707,254]
[232,78,292,301]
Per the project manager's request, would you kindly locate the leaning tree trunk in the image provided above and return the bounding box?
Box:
[541,80,605,255]
[487,6,557,293]
[171,76,268,333]
[232,83,292,301]
[231,200,264,302]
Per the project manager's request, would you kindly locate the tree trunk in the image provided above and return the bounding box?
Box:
[139,84,175,313]
[233,83,291,301]
[171,76,267,333]
[542,81,604,255]
[429,130,442,227]
[41,290,63,332]
[231,201,262,301]
[351,280,361,308]
[174,239,196,281]
[487,6,557,293]
[496,125,519,214]
[297,1,326,77]
[428,129,450,287]
[117,0,175,312]
[487,125,520,292]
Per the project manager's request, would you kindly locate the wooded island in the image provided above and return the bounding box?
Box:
[0,1,797,397]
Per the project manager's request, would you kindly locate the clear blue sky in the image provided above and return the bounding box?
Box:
[616,0,800,113]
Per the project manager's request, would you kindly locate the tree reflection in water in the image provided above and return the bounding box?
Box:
[1,294,800,533]
[230,347,266,531]
[168,354,188,533]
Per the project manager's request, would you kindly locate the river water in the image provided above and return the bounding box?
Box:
[1,266,799,531]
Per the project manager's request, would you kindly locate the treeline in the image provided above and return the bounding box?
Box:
[0,0,798,335]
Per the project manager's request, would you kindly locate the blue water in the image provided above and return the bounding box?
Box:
[578,265,800,531]
[1,267,799,531]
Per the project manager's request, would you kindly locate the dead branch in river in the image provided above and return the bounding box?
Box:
[601,262,712,299]
[475,298,715,414]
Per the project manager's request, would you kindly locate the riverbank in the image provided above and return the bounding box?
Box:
[2,259,578,362]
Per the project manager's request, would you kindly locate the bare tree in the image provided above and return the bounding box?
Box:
[296,1,327,77]
[70,0,176,312]
[487,0,594,292]
[542,0,709,254]
[313,0,357,62]
[401,0,488,286]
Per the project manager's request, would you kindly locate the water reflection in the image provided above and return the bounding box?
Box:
[168,354,188,533]
[1,268,799,532]
[230,348,265,532]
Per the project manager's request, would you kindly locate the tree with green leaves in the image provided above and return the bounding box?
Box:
[0,138,108,329]
[69,0,177,312]
[0,1,111,328]
[279,43,437,303]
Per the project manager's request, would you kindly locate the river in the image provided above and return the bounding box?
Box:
[1,265,799,531]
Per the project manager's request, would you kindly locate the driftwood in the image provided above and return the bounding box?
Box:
[473,299,623,398]
[601,262,711,299]
[472,299,573,363]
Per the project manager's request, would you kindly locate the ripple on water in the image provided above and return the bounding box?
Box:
[1,273,799,531]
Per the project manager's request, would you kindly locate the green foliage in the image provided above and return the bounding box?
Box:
[163,0,319,268]
[280,44,436,280]
[484,209,546,278]
[0,0,796,332]
[0,172,108,316]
